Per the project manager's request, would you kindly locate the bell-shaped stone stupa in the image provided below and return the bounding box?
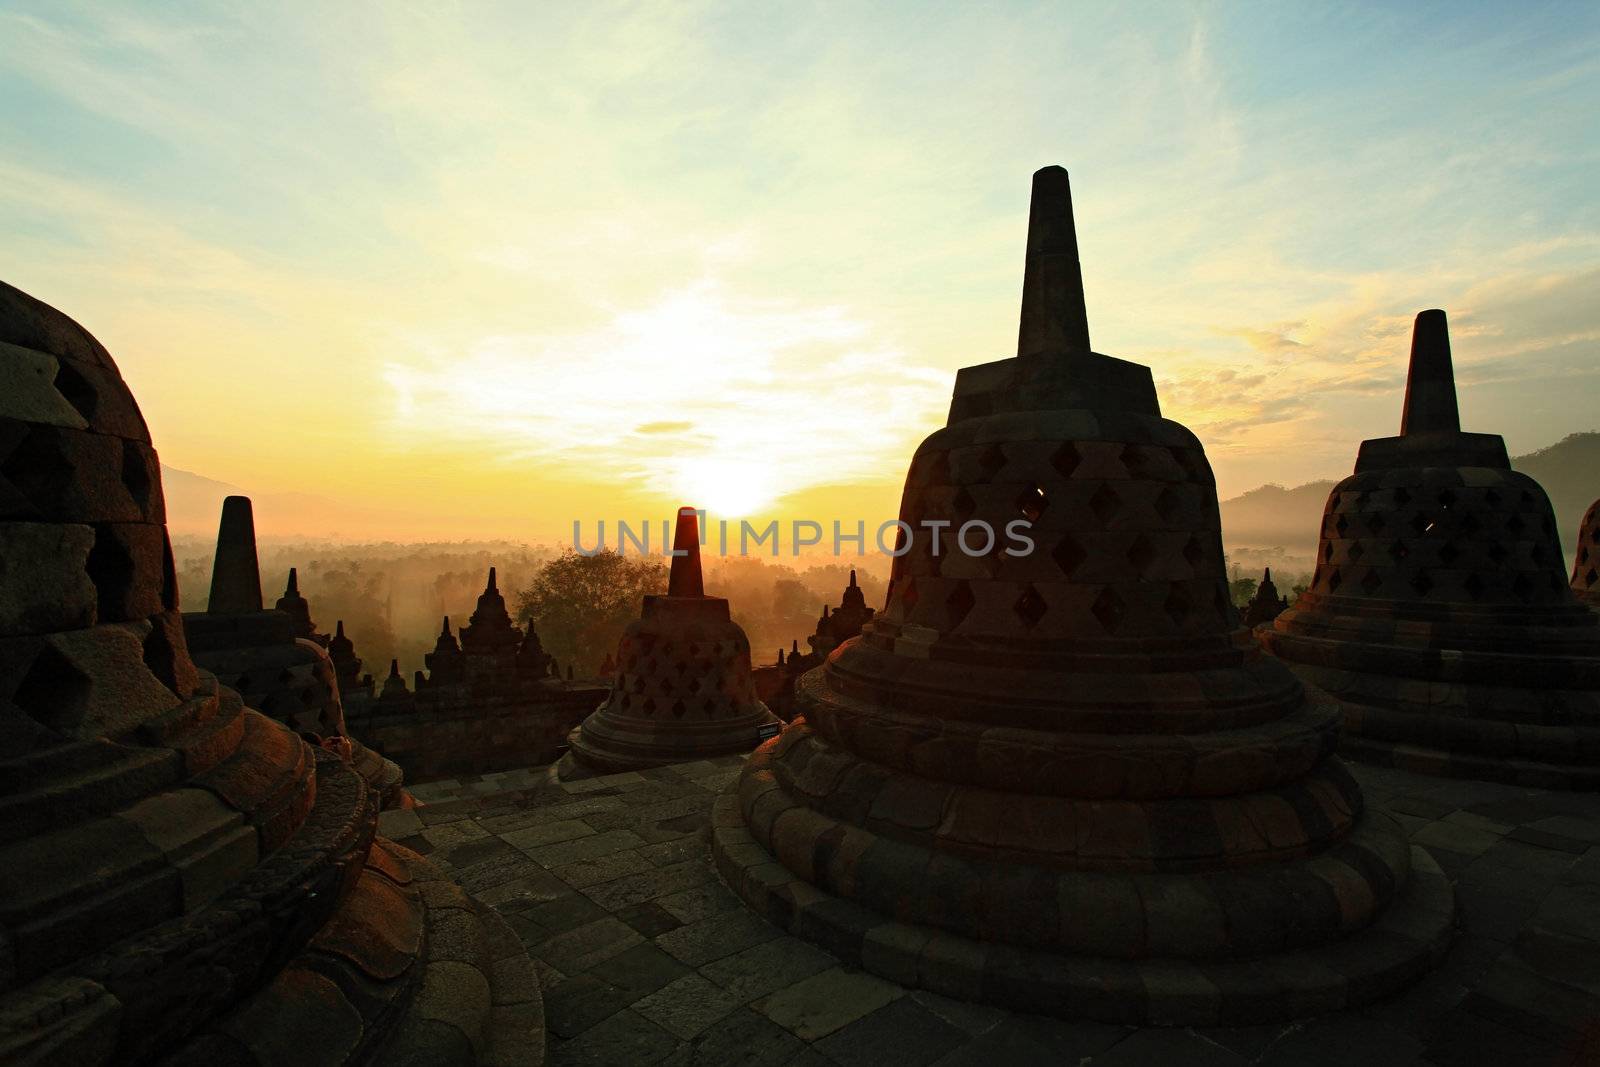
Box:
[1263,311,1600,787]
[183,496,408,808]
[0,281,543,1065]
[1572,498,1600,609]
[567,507,779,773]
[710,169,1454,1026]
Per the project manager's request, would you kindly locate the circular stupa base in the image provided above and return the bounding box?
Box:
[1338,732,1600,791]
[566,705,780,775]
[710,789,1455,1026]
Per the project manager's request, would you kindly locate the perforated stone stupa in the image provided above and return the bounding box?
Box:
[567,507,779,773]
[0,280,543,1065]
[183,495,407,809]
[710,168,1454,1026]
[1573,498,1600,609]
[1262,311,1600,788]
[1242,567,1291,629]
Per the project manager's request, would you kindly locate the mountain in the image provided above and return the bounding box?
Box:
[159,464,243,536]
[1219,432,1600,562]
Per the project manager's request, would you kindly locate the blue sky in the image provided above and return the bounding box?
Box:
[1,1,1596,538]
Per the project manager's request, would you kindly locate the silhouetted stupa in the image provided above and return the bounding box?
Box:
[710,168,1453,1025]
[1242,566,1291,628]
[0,280,544,1064]
[1263,311,1600,787]
[183,495,407,808]
[1573,499,1600,609]
[567,507,779,773]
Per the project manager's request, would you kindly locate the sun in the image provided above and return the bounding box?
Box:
[672,458,779,520]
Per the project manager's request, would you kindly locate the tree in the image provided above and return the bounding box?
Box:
[515,549,667,673]
[1228,576,1258,608]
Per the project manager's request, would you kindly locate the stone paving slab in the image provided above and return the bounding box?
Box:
[379,756,1600,1066]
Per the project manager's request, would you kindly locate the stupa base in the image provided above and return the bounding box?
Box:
[710,790,1456,1027]
[161,840,544,1066]
[565,706,780,775]
[1339,732,1600,791]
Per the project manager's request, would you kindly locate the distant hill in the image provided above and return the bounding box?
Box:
[1219,432,1600,561]
[160,464,242,536]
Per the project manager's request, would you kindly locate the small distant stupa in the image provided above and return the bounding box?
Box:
[567,507,778,773]
[1241,566,1291,628]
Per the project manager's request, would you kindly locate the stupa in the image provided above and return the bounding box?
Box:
[1242,567,1291,628]
[1572,499,1600,608]
[1262,311,1600,787]
[0,280,543,1064]
[710,168,1454,1025]
[183,496,407,809]
[567,507,779,773]
[272,566,321,642]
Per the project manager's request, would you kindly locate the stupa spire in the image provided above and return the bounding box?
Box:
[285,566,299,595]
[486,566,498,593]
[208,495,263,615]
[667,506,705,597]
[1399,309,1460,436]
[1016,165,1091,359]
[441,615,452,636]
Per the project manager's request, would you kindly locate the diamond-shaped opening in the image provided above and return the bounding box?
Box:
[1322,542,1334,563]
[121,439,153,513]
[641,697,658,715]
[1437,489,1456,507]
[85,527,136,622]
[1587,567,1598,586]
[1090,586,1124,633]
[160,534,178,611]
[979,443,1006,480]
[671,699,687,719]
[1053,533,1087,576]
[1051,442,1082,479]
[1531,544,1545,564]
[1411,571,1433,596]
[1512,573,1532,602]
[1507,514,1526,535]
[1,425,74,504]
[1410,512,1432,535]
[1163,586,1190,627]
[1016,484,1048,524]
[953,487,977,520]
[1349,542,1365,562]
[1463,572,1485,600]
[1389,540,1409,561]
[1327,568,1343,592]
[1485,489,1501,506]
[1127,535,1155,574]
[52,361,98,422]
[1334,515,1350,537]
[1013,585,1047,629]
[1520,491,1535,506]
[12,643,92,734]
[1487,542,1508,564]
[1439,542,1459,565]
[1461,513,1481,534]
[686,677,701,695]
[1154,486,1180,522]
[1119,444,1148,476]
[141,618,185,696]
[1089,484,1120,525]
[1394,487,1412,505]
[1370,513,1387,535]
[1362,569,1383,593]
[946,581,976,630]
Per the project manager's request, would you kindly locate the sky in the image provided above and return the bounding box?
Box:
[2,1,1597,543]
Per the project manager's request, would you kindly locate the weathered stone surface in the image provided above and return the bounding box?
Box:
[0,521,95,637]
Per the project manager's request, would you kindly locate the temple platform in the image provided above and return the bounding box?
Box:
[379,758,1600,1066]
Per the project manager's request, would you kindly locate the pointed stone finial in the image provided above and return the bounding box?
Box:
[823,605,831,619]
[566,664,574,680]
[486,566,498,593]
[667,506,705,597]
[792,639,800,654]
[387,658,401,679]
[777,648,786,666]
[1400,309,1460,436]
[441,615,452,636]
[1264,567,1272,582]
[208,495,263,615]
[1017,165,1091,359]
[849,569,858,588]
[285,567,299,595]
[336,620,345,637]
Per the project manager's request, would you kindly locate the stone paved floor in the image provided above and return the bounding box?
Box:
[379,759,1600,1066]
